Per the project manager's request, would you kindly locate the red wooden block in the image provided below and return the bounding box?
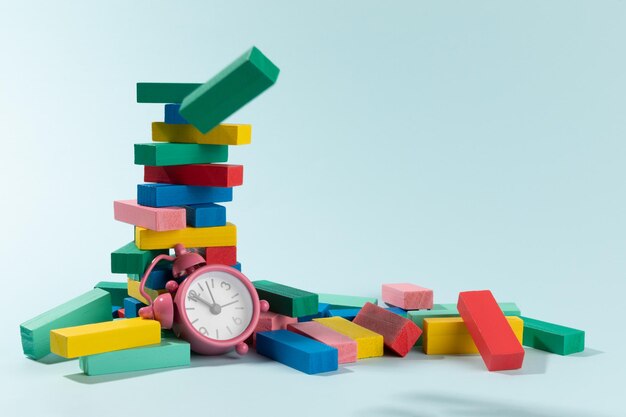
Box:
[117,308,125,318]
[205,246,237,265]
[457,290,525,371]
[251,311,297,345]
[144,164,243,187]
[352,302,422,357]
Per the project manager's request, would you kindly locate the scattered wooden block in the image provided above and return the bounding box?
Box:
[382,283,434,310]
[135,223,237,250]
[204,246,237,265]
[520,316,585,355]
[94,281,128,307]
[127,265,173,290]
[297,303,330,322]
[20,289,112,360]
[386,307,408,318]
[127,278,167,305]
[164,104,189,124]
[153,122,251,146]
[253,280,318,318]
[114,199,186,231]
[185,203,226,227]
[134,143,228,167]
[117,309,125,318]
[458,290,525,371]
[80,335,190,376]
[179,46,279,133]
[110,242,168,275]
[50,317,161,358]
[137,83,201,103]
[314,317,383,359]
[144,164,243,188]
[423,316,523,355]
[123,297,146,319]
[252,311,297,344]
[232,262,242,271]
[317,293,378,309]
[353,302,422,357]
[288,321,357,364]
[137,183,233,207]
[327,307,407,320]
[112,306,121,318]
[255,330,338,375]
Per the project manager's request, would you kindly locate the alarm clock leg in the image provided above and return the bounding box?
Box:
[235,342,249,355]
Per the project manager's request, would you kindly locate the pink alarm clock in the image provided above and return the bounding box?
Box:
[138,244,269,355]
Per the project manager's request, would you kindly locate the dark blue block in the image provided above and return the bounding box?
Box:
[123,297,146,318]
[112,306,122,318]
[184,203,226,227]
[164,104,189,124]
[231,262,242,272]
[256,330,338,375]
[298,303,331,322]
[129,265,174,289]
[327,308,361,321]
[137,183,233,207]
[386,306,408,318]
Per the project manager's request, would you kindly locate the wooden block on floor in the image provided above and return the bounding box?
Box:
[458,290,525,371]
[382,283,434,310]
[185,203,226,227]
[144,164,243,188]
[204,246,237,265]
[297,303,331,322]
[114,199,186,231]
[353,302,422,357]
[318,293,378,309]
[127,278,167,305]
[424,316,523,355]
[137,83,201,103]
[135,223,236,250]
[137,183,233,207]
[111,242,168,275]
[80,335,190,376]
[153,122,251,146]
[327,307,408,321]
[253,280,318,318]
[94,281,128,307]
[179,46,279,133]
[134,143,228,166]
[520,316,585,355]
[20,289,112,360]
[288,321,357,364]
[50,318,161,358]
[255,330,338,375]
[314,317,383,359]
[164,104,189,124]
[123,297,146,319]
[252,311,297,344]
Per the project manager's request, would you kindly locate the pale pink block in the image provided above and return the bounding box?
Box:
[113,199,186,231]
[252,311,297,345]
[382,283,433,310]
[288,321,357,364]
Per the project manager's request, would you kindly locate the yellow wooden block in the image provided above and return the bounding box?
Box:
[50,318,161,358]
[423,316,524,355]
[135,223,237,250]
[127,278,167,305]
[152,122,252,146]
[313,316,383,359]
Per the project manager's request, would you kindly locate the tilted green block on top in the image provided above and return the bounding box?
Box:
[20,289,112,360]
[253,280,318,318]
[520,316,585,355]
[180,46,280,133]
[94,281,128,307]
[317,293,378,309]
[134,143,228,166]
[111,242,168,275]
[136,83,201,103]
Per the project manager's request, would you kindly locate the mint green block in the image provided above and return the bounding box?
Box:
[134,143,228,166]
[136,83,201,103]
[317,293,378,309]
[521,316,585,355]
[111,242,168,275]
[20,289,112,360]
[94,281,128,307]
[179,46,280,133]
[79,336,190,376]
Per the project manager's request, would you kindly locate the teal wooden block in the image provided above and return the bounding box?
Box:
[20,289,112,360]
[317,293,378,309]
[94,281,128,307]
[521,316,585,355]
[134,143,228,166]
[179,46,280,133]
[111,242,168,275]
[137,83,201,103]
[79,336,190,375]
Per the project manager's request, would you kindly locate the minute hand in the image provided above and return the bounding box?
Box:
[219,300,239,308]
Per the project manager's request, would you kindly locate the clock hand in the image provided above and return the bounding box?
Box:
[189,292,222,315]
[219,299,239,309]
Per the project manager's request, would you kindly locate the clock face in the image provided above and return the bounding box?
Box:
[182,270,254,341]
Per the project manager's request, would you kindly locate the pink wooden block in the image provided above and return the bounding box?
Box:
[288,321,357,364]
[113,199,186,231]
[382,283,433,310]
[252,311,297,345]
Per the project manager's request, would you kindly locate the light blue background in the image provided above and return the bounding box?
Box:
[1,1,624,416]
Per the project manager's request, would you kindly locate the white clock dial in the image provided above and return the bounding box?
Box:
[183,270,253,340]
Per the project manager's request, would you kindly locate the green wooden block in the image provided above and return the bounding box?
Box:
[79,336,190,376]
[94,281,128,307]
[20,289,112,360]
[134,143,228,166]
[253,280,318,318]
[317,293,378,309]
[111,242,168,275]
[179,46,280,134]
[520,316,585,355]
[136,83,201,104]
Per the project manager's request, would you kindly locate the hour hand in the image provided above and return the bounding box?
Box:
[188,291,221,315]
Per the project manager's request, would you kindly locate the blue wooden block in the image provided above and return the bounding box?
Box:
[112,306,121,318]
[231,262,242,272]
[137,183,233,207]
[298,303,331,322]
[123,297,146,318]
[386,306,408,318]
[128,265,173,290]
[164,104,189,124]
[184,203,226,227]
[255,330,338,375]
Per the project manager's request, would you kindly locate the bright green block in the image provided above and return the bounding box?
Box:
[111,242,168,275]
[179,46,280,133]
[317,293,378,309]
[134,143,228,166]
[136,83,201,104]
[20,289,112,360]
[253,280,318,318]
[521,316,585,355]
[94,281,128,307]
[79,336,190,376]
